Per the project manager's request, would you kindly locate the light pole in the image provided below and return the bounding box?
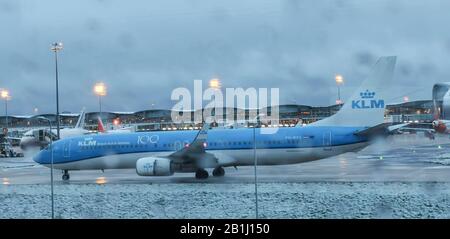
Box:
[335,74,344,105]
[94,82,107,120]
[0,89,10,129]
[51,42,63,139]
[37,116,54,219]
[252,114,264,219]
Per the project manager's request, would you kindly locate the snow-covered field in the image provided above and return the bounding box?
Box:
[1,182,450,219]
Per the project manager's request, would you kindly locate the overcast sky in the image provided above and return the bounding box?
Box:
[1,0,450,115]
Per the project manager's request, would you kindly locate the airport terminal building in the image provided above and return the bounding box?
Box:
[0,99,436,136]
[9,81,450,135]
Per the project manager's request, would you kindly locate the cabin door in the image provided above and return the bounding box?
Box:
[322,131,332,150]
[63,140,71,158]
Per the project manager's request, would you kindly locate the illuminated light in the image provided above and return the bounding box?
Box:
[209,78,221,89]
[95,177,107,185]
[336,99,343,105]
[438,145,442,149]
[0,89,10,99]
[2,178,10,185]
[185,143,190,148]
[203,142,208,148]
[113,118,120,126]
[379,156,383,160]
[403,96,409,102]
[93,82,107,96]
[335,75,344,85]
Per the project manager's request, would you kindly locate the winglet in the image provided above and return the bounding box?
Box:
[75,109,86,129]
[170,122,210,157]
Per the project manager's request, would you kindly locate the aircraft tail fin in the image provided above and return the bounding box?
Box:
[308,56,396,128]
[97,116,106,133]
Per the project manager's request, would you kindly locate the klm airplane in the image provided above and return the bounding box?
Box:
[33,56,397,180]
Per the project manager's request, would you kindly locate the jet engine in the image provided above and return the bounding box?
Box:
[136,157,173,176]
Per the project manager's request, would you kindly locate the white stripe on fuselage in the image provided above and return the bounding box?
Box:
[42,142,369,171]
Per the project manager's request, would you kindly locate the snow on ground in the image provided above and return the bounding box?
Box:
[1,182,450,219]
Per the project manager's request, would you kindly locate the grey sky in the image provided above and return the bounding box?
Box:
[1,0,449,115]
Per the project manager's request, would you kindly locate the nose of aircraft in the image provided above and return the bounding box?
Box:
[32,145,51,165]
[32,148,44,164]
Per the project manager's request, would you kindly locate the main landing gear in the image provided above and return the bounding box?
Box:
[212,167,225,177]
[195,169,209,179]
[62,170,70,181]
[195,167,226,179]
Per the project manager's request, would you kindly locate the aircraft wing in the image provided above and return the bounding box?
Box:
[169,122,211,162]
[353,123,392,137]
[353,123,412,137]
[6,137,21,141]
[387,123,411,132]
[397,127,435,133]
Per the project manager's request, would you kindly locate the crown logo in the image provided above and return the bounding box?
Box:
[360,90,375,99]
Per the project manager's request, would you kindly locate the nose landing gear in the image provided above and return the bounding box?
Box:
[62,170,70,181]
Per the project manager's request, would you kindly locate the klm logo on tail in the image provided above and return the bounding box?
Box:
[352,90,384,109]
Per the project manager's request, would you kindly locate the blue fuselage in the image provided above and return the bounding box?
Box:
[33,126,368,168]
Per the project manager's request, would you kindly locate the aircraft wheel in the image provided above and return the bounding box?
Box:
[62,170,70,181]
[195,169,209,179]
[212,167,225,177]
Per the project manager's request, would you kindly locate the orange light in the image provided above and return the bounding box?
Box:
[335,75,344,85]
[113,118,120,126]
[2,178,10,185]
[209,78,221,89]
[93,82,107,96]
[95,177,107,185]
[0,89,10,99]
